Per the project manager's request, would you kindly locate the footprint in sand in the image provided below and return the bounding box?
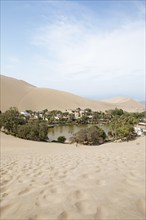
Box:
[94,206,109,219]
[34,213,49,220]
[44,181,50,185]
[31,179,36,183]
[34,171,43,178]
[71,190,88,200]
[1,170,8,175]
[81,173,94,180]
[96,179,107,186]
[1,192,9,199]
[57,211,69,220]
[75,201,88,212]
[27,215,38,220]
[1,179,11,186]
[58,174,66,179]
[63,170,68,175]
[74,200,96,215]
[95,168,101,173]
[18,187,30,195]
[129,171,137,177]
[49,186,62,194]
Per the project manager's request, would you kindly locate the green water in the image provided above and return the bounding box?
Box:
[48,124,108,141]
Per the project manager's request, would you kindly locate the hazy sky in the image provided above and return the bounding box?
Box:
[1,0,145,101]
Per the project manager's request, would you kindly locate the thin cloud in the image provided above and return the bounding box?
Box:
[1,0,145,100]
[32,17,145,80]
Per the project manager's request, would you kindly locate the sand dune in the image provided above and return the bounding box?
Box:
[0,132,145,219]
[0,75,145,112]
[103,97,134,103]
[0,75,35,111]
[103,97,145,113]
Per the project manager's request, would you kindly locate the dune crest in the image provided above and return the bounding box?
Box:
[0,75,145,112]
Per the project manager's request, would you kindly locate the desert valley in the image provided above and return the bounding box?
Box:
[0,75,146,220]
[1,0,145,219]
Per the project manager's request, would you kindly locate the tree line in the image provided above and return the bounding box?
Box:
[0,107,48,141]
[0,107,145,144]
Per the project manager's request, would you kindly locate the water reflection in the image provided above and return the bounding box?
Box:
[48,124,108,141]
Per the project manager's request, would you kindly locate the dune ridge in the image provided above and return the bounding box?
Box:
[1,132,145,219]
[0,75,145,112]
[103,97,133,103]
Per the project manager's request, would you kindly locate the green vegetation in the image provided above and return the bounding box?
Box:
[108,122,135,141]
[71,126,106,145]
[109,108,124,116]
[0,107,25,134]
[17,121,48,141]
[0,107,48,141]
[107,112,143,141]
[57,136,66,143]
[0,107,145,144]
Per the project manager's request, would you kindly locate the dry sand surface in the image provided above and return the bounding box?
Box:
[0,132,145,220]
[1,75,145,112]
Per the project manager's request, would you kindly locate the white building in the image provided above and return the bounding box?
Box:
[134,127,143,136]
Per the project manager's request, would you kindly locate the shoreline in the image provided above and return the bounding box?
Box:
[1,130,144,145]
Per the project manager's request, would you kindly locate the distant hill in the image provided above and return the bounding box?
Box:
[102,97,145,113]
[0,75,145,112]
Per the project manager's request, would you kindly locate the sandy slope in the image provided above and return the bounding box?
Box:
[0,75,35,111]
[0,75,145,112]
[102,97,146,112]
[0,132,145,220]
[103,97,134,103]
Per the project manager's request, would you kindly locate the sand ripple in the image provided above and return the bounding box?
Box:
[0,134,145,219]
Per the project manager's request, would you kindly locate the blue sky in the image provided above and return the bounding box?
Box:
[1,0,145,101]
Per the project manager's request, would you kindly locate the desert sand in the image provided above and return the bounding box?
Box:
[0,75,145,112]
[0,132,145,220]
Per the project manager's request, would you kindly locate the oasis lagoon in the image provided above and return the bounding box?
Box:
[48,124,109,142]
